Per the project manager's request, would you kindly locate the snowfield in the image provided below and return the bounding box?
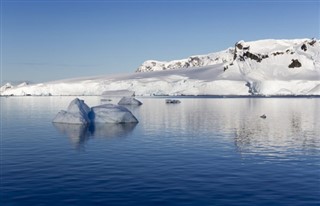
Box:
[1,38,320,96]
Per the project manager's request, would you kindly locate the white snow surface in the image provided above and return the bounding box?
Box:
[2,38,319,96]
[0,83,13,93]
[90,104,138,123]
[102,90,135,97]
[53,98,91,124]
[118,97,143,105]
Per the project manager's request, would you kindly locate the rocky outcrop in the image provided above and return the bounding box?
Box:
[135,38,318,75]
[288,59,302,68]
[136,50,234,72]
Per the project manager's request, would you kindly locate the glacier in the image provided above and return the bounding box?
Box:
[1,38,319,96]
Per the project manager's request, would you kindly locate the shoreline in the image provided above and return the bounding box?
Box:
[1,94,320,98]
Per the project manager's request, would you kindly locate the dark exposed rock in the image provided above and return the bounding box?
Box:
[223,65,228,71]
[301,44,307,51]
[272,51,284,56]
[288,59,302,68]
[236,42,243,50]
[285,49,295,54]
[245,82,258,95]
[188,56,201,66]
[233,52,237,60]
[243,51,262,62]
[243,46,250,50]
[261,54,269,59]
[309,39,317,46]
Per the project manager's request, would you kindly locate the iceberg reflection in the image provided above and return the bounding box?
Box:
[53,122,137,149]
[53,123,90,150]
[89,123,137,138]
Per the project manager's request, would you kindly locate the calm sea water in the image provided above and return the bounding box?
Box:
[1,97,320,206]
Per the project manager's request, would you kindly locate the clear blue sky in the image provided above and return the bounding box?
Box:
[1,0,319,83]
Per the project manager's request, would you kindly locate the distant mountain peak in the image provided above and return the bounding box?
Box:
[136,38,319,74]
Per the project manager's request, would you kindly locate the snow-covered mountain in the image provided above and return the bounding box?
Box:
[1,38,320,96]
[135,49,233,72]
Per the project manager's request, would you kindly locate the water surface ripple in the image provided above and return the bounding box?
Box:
[1,97,320,205]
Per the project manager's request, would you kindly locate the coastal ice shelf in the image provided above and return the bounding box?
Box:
[1,38,320,96]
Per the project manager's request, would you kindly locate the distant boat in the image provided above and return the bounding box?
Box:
[165,99,181,104]
[260,114,267,119]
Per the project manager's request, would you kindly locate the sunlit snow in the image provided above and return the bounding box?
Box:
[2,39,319,96]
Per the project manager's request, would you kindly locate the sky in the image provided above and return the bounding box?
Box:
[1,0,319,83]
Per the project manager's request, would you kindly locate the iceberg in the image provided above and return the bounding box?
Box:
[53,98,139,125]
[89,104,138,123]
[52,98,91,124]
[118,97,143,105]
[165,99,181,104]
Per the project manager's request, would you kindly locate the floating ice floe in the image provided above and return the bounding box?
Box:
[53,98,91,124]
[165,99,181,104]
[118,97,143,105]
[260,114,267,119]
[89,104,138,123]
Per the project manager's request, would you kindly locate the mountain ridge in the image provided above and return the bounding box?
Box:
[1,38,319,96]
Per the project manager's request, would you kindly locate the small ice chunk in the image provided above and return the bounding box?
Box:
[118,97,143,105]
[53,98,91,124]
[260,114,267,119]
[90,104,138,123]
[165,99,181,104]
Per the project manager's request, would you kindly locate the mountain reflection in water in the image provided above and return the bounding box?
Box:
[138,98,320,157]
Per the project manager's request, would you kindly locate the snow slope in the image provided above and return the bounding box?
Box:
[1,38,319,96]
